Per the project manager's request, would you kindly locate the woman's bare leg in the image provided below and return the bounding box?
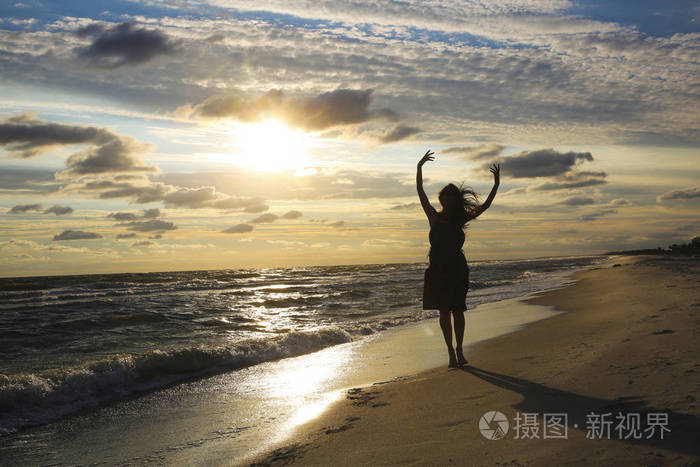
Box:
[439,309,457,367]
[453,311,467,365]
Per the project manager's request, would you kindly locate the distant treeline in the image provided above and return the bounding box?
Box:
[605,236,700,256]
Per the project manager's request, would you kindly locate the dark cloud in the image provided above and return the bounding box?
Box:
[53,230,102,241]
[657,186,700,201]
[150,234,163,239]
[108,208,160,221]
[0,114,157,174]
[180,89,398,131]
[76,22,180,68]
[43,205,73,215]
[122,219,177,232]
[107,212,138,221]
[441,143,504,160]
[251,213,279,223]
[116,233,137,239]
[281,210,303,219]
[497,149,594,178]
[557,196,595,206]
[243,202,269,213]
[94,182,171,203]
[64,136,156,175]
[489,149,607,191]
[379,124,420,143]
[131,240,154,247]
[9,203,43,214]
[222,224,254,233]
[578,209,617,221]
[0,113,110,159]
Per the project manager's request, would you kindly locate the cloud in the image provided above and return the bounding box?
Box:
[9,203,43,214]
[222,224,254,233]
[131,240,154,247]
[158,168,422,201]
[379,124,420,143]
[109,208,160,222]
[577,209,617,221]
[162,186,264,210]
[243,203,269,213]
[73,179,264,211]
[441,144,504,160]
[43,205,73,215]
[0,167,61,194]
[122,219,177,232]
[180,88,397,131]
[116,233,137,239]
[328,220,345,228]
[251,213,279,223]
[362,238,414,247]
[388,202,420,210]
[280,210,303,219]
[489,149,607,191]
[76,22,180,68]
[531,171,607,191]
[107,212,138,221]
[557,196,595,206]
[64,136,156,175]
[0,114,157,175]
[53,230,103,241]
[497,149,594,178]
[84,180,172,203]
[657,186,700,201]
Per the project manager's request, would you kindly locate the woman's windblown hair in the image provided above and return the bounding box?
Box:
[438,183,481,228]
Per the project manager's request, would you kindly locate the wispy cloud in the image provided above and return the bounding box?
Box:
[222,223,254,233]
[657,186,700,201]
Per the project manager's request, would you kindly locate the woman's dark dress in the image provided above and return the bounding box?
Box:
[422,216,469,311]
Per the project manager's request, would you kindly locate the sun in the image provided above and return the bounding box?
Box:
[230,120,312,171]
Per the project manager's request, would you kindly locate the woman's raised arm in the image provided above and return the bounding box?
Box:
[471,163,500,219]
[417,150,437,222]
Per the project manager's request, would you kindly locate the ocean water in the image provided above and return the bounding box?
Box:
[0,255,607,436]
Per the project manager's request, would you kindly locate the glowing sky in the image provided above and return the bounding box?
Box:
[1,0,699,276]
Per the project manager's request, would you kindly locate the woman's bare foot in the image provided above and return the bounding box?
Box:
[448,349,458,368]
[456,348,467,367]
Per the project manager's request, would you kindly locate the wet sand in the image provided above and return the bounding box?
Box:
[249,256,700,466]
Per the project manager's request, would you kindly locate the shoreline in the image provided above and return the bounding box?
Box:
[248,255,700,466]
[0,262,585,466]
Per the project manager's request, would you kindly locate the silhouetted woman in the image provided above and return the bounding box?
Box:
[417,150,500,368]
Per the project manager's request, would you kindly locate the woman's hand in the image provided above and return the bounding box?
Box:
[489,162,501,183]
[418,150,435,167]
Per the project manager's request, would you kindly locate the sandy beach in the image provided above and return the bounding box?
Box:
[250,255,700,466]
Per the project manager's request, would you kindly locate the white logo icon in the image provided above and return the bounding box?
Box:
[479,411,509,440]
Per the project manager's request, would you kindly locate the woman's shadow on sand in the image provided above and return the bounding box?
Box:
[463,366,699,458]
